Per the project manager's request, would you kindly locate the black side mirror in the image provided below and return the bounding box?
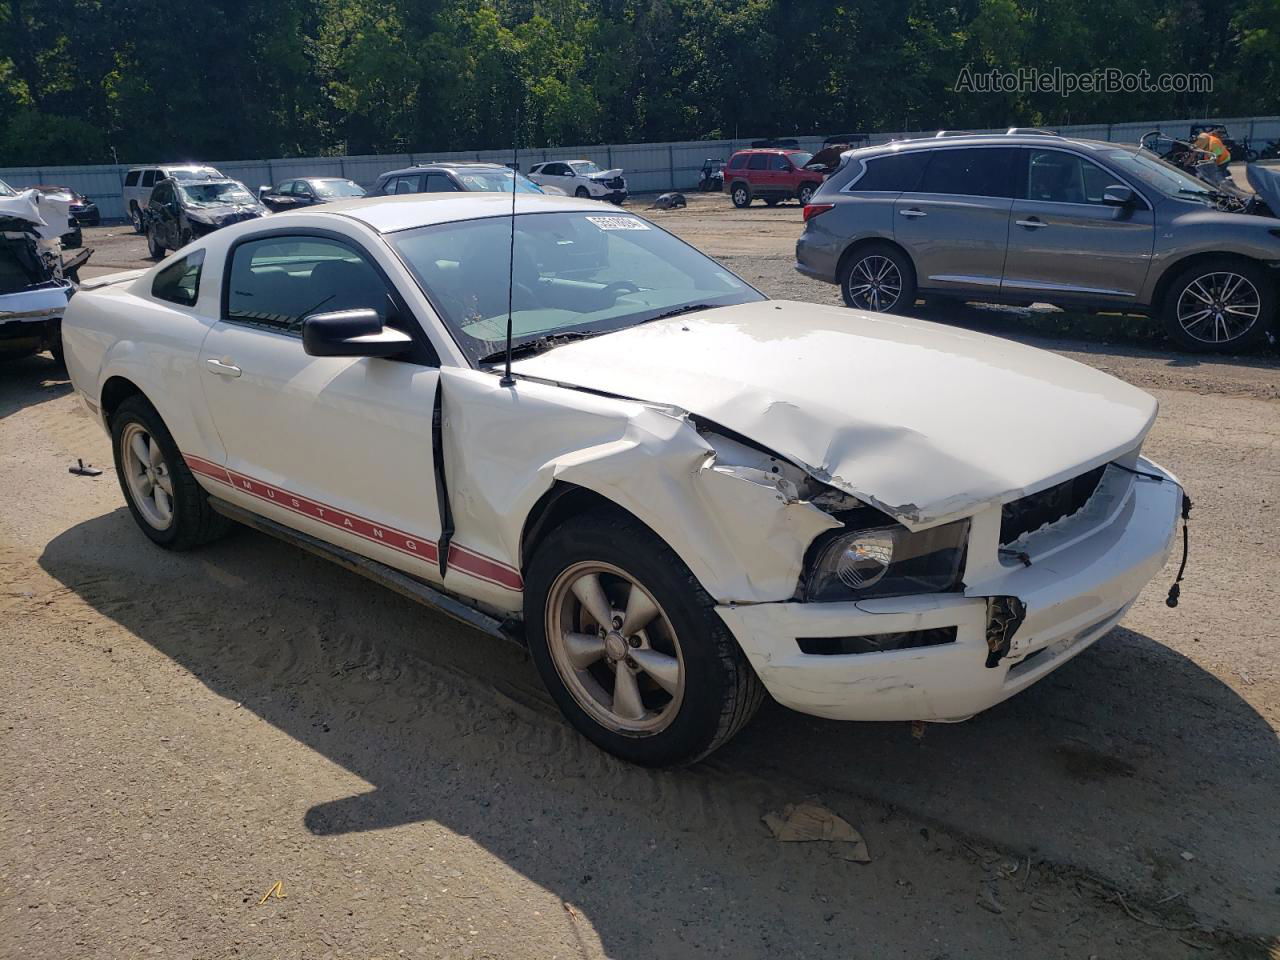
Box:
[302,309,413,358]
[1102,185,1135,207]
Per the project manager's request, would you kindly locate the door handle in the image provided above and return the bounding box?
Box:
[899,208,927,218]
[205,358,241,377]
[1015,218,1048,228]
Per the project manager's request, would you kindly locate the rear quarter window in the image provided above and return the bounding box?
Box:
[124,171,140,187]
[152,250,204,307]
[728,154,747,170]
[849,152,930,192]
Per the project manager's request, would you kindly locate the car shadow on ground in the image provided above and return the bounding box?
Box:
[917,299,1280,370]
[38,508,1280,946]
[0,352,70,419]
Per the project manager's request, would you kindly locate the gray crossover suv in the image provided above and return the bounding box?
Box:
[796,132,1280,351]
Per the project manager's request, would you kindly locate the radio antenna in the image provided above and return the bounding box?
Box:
[499,100,518,388]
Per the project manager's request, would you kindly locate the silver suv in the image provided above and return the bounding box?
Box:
[796,131,1280,352]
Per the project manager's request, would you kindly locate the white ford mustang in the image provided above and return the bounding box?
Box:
[62,192,1183,765]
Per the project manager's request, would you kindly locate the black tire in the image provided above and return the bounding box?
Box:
[147,226,164,260]
[49,322,64,369]
[797,181,817,205]
[110,395,232,550]
[1245,149,1259,162]
[1160,257,1273,353]
[575,186,590,199]
[730,182,751,208]
[524,510,765,767]
[130,203,144,234]
[839,242,917,313]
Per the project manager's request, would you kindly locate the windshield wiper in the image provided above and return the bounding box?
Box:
[640,302,724,323]
[477,330,601,365]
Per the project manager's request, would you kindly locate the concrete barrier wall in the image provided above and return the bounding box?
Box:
[4,116,1278,221]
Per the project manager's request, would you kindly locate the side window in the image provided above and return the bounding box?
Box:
[124,171,140,187]
[278,181,297,196]
[390,175,421,195]
[296,181,315,198]
[917,147,1016,198]
[141,169,158,188]
[225,235,391,333]
[747,154,768,170]
[850,152,929,192]
[769,154,791,171]
[424,173,460,192]
[728,154,747,170]
[1026,150,1117,204]
[152,250,205,307]
[151,182,171,204]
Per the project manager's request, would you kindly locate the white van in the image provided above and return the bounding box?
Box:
[122,165,223,232]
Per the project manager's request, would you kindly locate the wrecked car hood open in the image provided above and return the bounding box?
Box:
[511,300,1158,529]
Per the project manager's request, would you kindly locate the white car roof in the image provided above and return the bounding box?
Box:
[314,192,618,234]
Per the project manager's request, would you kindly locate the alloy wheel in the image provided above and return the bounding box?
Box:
[545,561,685,735]
[733,186,748,206]
[1176,271,1261,345]
[845,255,903,312]
[120,422,175,530]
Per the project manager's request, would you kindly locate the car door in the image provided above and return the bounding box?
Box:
[893,146,1017,294]
[196,231,448,583]
[385,174,422,195]
[150,182,178,248]
[1001,148,1155,303]
[542,162,575,193]
[745,153,769,194]
[293,181,320,206]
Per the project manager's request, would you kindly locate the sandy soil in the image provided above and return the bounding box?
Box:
[2,205,1277,959]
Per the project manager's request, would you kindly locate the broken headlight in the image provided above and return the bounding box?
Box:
[804,519,968,601]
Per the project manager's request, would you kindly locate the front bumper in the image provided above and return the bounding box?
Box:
[717,459,1182,722]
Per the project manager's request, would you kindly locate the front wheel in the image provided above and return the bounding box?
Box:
[1160,258,1273,352]
[797,182,817,205]
[110,396,232,550]
[730,183,750,208]
[130,203,144,234]
[147,226,164,260]
[575,186,590,199]
[839,243,917,313]
[525,511,764,766]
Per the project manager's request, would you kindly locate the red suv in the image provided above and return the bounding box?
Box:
[725,149,823,208]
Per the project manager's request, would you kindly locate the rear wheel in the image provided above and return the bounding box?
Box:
[1161,258,1272,352]
[525,511,764,766]
[730,183,751,208]
[110,396,232,550]
[839,243,917,313]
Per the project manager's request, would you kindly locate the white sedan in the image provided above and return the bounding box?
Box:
[62,193,1182,766]
[527,160,627,203]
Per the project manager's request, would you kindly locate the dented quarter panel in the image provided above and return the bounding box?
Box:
[439,367,840,610]
[510,299,1159,530]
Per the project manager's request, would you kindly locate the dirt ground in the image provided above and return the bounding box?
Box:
[2,199,1278,959]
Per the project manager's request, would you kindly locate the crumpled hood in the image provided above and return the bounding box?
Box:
[511,300,1158,528]
[587,168,624,181]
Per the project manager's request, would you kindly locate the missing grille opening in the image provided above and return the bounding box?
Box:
[797,627,957,656]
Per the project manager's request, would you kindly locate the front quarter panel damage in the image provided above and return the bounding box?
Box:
[438,369,840,611]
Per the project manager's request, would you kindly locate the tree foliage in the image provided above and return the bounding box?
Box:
[0,0,1275,165]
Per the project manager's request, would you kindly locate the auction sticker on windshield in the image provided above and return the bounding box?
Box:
[585,215,649,230]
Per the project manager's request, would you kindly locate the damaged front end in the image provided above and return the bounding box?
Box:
[0,189,87,361]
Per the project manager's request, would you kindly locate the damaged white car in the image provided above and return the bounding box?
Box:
[1,180,89,364]
[62,193,1184,765]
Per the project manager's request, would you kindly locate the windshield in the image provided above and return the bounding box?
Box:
[312,179,366,198]
[454,169,544,193]
[388,210,763,364]
[180,181,257,205]
[0,178,15,197]
[788,152,815,167]
[569,161,603,176]
[1107,148,1211,197]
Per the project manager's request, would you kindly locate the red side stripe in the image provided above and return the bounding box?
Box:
[184,454,522,591]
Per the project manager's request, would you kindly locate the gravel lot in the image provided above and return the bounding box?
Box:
[2,198,1277,959]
